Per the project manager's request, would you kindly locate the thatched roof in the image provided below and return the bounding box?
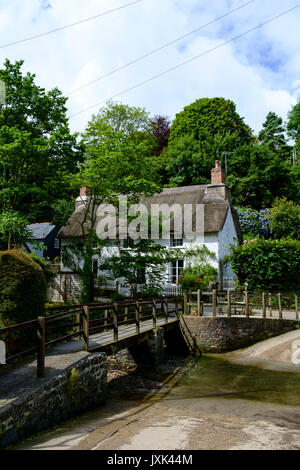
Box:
[58,185,242,241]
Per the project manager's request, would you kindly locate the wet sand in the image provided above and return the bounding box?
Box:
[11,331,300,451]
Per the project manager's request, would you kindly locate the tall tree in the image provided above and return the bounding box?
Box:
[169,97,253,146]
[63,103,161,303]
[150,115,170,156]
[287,101,300,162]
[165,97,253,186]
[258,111,291,160]
[0,59,83,227]
[226,144,292,209]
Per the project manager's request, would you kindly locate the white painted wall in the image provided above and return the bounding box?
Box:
[60,206,239,289]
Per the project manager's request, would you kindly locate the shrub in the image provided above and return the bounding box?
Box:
[227,238,300,293]
[179,264,217,291]
[28,253,56,284]
[268,198,300,240]
[0,249,47,325]
[236,207,271,237]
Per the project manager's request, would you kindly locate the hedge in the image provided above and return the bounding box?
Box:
[0,249,47,325]
[227,238,300,293]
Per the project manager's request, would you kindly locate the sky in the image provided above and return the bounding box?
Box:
[0,0,300,135]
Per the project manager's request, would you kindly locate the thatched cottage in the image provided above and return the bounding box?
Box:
[57,161,241,299]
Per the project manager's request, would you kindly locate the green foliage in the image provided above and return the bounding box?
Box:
[258,111,291,160]
[227,238,300,293]
[67,102,162,303]
[166,98,253,187]
[179,264,217,291]
[165,135,212,186]
[226,144,292,209]
[169,97,253,146]
[101,239,171,298]
[0,249,46,325]
[28,253,56,284]
[0,59,83,224]
[268,198,300,240]
[0,211,30,249]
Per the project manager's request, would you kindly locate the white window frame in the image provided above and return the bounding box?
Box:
[169,259,184,284]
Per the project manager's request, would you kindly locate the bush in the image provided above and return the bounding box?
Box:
[178,264,217,291]
[28,253,56,284]
[236,207,271,237]
[0,249,47,325]
[268,198,300,240]
[227,238,300,293]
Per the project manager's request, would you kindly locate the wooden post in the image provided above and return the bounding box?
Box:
[135,302,140,335]
[268,293,273,317]
[295,295,299,320]
[124,306,128,323]
[104,309,108,331]
[76,311,81,334]
[113,304,118,343]
[175,297,179,319]
[82,305,89,352]
[212,289,217,317]
[245,290,249,318]
[152,300,157,328]
[37,316,45,378]
[197,290,201,316]
[262,292,266,319]
[278,293,282,319]
[164,298,169,323]
[183,290,188,315]
[227,290,231,317]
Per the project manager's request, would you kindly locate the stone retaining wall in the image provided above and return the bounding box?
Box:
[181,316,299,353]
[0,353,107,448]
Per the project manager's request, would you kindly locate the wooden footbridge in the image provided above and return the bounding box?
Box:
[0,297,184,378]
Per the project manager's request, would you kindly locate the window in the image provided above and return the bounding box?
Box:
[54,238,60,249]
[170,259,184,284]
[170,233,183,247]
[92,259,98,276]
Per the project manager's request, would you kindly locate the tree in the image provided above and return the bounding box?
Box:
[226,144,292,209]
[165,97,253,187]
[63,103,161,303]
[0,211,30,250]
[150,115,170,156]
[169,97,253,146]
[258,111,291,160]
[165,135,213,186]
[101,239,172,298]
[0,59,83,228]
[268,198,300,240]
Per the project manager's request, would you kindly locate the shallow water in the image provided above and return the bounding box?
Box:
[164,355,300,407]
[12,354,300,450]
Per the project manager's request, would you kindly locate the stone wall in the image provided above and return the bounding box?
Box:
[181,316,299,353]
[0,353,107,448]
[47,272,82,303]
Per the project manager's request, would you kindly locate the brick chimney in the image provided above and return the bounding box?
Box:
[80,186,92,197]
[205,160,229,200]
[211,160,226,185]
[76,186,92,209]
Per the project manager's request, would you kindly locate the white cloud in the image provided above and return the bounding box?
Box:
[0,0,299,134]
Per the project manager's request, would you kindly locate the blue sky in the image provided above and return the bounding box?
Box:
[0,0,299,134]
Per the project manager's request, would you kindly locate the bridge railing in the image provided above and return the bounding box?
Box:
[0,296,183,379]
[184,290,299,320]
